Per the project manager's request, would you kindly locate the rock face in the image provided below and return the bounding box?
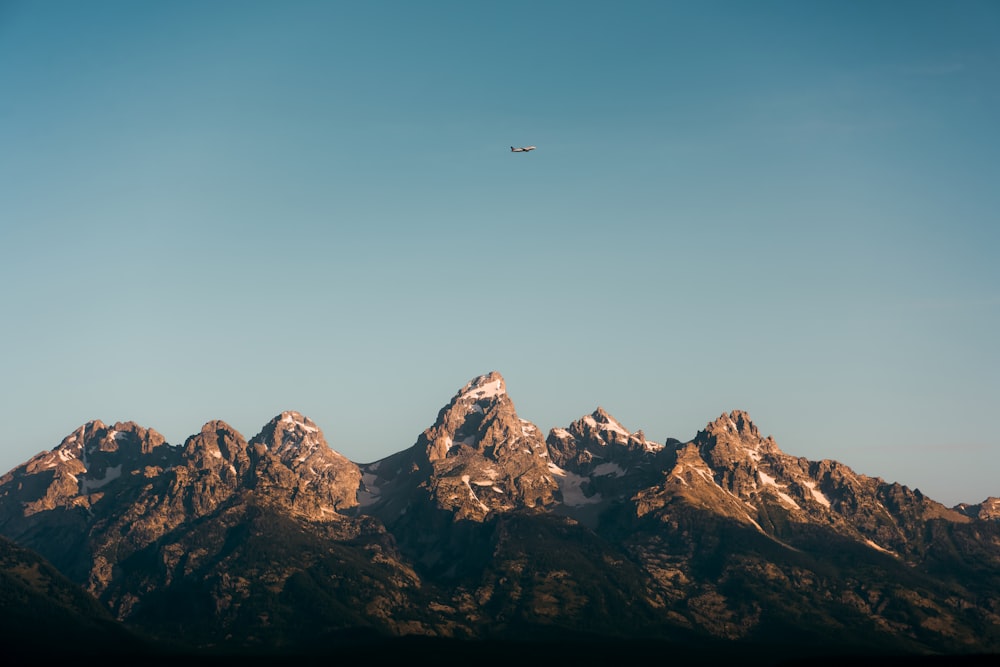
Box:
[361,372,558,523]
[249,411,362,516]
[957,496,1000,520]
[636,410,971,558]
[1,373,999,657]
[0,413,370,618]
[1,420,175,517]
[545,407,672,527]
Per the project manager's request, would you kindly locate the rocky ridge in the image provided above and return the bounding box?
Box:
[1,371,999,656]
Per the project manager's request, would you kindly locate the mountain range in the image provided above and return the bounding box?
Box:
[1,371,998,664]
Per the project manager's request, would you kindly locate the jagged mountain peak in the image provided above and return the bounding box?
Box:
[26,421,105,472]
[694,410,780,463]
[704,410,761,438]
[56,420,106,450]
[193,419,242,437]
[5,379,1000,655]
[181,420,250,474]
[423,372,519,462]
[22,420,169,482]
[251,410,327,457]
[957,496,1000,520]
[549,406,661,458]
[589,406,623,428]
[583,407,631,440]
[246,412,362,517]
[364,372,557,522]
[0,419,176,523]
[45,420,167,463]
[455,371,506,404]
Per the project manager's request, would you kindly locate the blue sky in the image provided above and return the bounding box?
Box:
[1,1,997,506]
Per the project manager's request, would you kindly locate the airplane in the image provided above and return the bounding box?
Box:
[510,145,536,152]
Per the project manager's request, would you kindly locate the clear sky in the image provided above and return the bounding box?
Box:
[1,1,997,506]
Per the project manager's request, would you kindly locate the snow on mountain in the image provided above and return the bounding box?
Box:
[2,372,999,654]
[360,371,558,523]
[457,372,506,401]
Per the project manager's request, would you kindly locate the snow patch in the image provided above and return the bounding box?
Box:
[693,465,716,485]
[81,464,122,493]
[803,480,831,508]
[758,471,801,510]
[548,462,603,507]
[582,414,630,438]
[357,490,381,508]
[865,539,893,555]
[358,472,382,507]
[461,475,491,514]
[280,412,319,433]
[592,462,626,478]
[460,377,505,401]
[604,422,630,438]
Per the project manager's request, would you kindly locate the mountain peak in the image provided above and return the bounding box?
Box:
[592,406,614,422]
[52,420,107,457]
[28,420,168,474]
[248,412,361,515]
[693,410,782,470]
[255,411,325,454]
[183,420,249,471]
[5,379,1000,655]
[376,371,557,521]
[705,410,760,439]
[456,371,506,402]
